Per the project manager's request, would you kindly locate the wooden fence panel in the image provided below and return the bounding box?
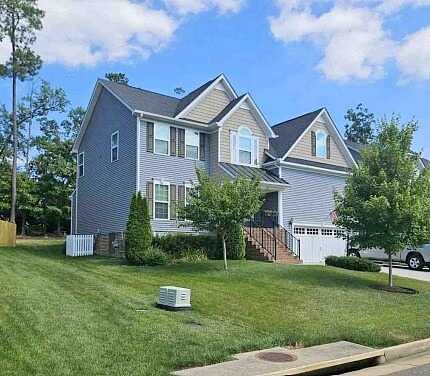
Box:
[0,220,16,247]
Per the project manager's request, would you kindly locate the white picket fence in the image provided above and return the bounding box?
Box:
[66,235,94,256]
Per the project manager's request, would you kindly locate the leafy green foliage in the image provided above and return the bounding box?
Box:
[139,247,169,266]
[345,103,375,145]
[153,233,222,259]
[125,193,153,265]
[179,170,263,270]
[325,256,381,272]
[105,72,129,85]
[225,223,246,260]
[176,249,208,263]
[335,117,430,286]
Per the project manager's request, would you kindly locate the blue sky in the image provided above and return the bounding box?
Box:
[0,0,429,157]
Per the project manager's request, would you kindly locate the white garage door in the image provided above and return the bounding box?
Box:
[293,226,347,264]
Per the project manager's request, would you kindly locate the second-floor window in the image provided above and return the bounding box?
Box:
[78,152,84,177]
[316,130,327,158]
[154,123,169,155]
[111,131,119,162]
[239,127,253,165]
[185,129,199,160]
[154,183,169,219]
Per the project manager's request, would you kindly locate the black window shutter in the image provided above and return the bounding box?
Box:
[146,181,153,219]
[177,185,185,220]
[147,122,154,153]
[178,128,185,158]
[311,131,316,156]
[169,184,177,220]
[326,135,331,159]
[199,133,206,161]
[170,127,177,157]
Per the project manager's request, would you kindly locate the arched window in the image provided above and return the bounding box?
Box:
[316,130,328,158]
[238,127,252,165]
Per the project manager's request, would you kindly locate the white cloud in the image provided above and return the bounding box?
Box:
[397,26,430,81]
[164,0,245,15]
[270,0,430,82]
[0,0,244,67]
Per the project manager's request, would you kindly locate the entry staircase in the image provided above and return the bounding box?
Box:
[244,213,302,264]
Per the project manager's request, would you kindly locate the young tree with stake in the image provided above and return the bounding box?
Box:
[335,118,430,288]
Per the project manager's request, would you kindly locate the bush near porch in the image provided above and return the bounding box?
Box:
[2,238,430,376]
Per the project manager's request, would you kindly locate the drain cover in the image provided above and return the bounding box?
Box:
[257,352,297,363]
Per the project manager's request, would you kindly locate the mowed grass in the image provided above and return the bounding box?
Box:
[1,239,430,376]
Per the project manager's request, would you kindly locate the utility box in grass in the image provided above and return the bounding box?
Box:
[157,286,191,311]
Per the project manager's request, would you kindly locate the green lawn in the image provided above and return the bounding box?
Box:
[1,239,430,376]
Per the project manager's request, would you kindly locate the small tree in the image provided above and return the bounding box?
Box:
[180,170,263,270]
[335,117,430,287]
[125,193,152,265]
[345,104,375,145]
[225,223,246,260]
[105,72,129,85]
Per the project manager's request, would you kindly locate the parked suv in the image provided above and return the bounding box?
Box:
[348,244,430,270]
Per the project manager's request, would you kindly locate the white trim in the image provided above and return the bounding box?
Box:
[78,152,85,177]
[153,122,170,156]
[75,183,78,234]
[315,129,328,159]
[110,130,119,162]
[136,118,141,193]
[293,222,340,229]
[135,111,216,131]
[216,94,276,138]
[175,74,237,119]
[281,108,357,168]
[153,180,170,220]
[280,160,349,176]
[278,167,284,226]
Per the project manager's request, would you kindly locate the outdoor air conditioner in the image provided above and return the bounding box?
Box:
[158,286,191,310]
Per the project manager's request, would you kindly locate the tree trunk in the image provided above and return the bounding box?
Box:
[388,252,393,288]
[10,18,17,224]
[222,231,228,271]
[21,211,26,236]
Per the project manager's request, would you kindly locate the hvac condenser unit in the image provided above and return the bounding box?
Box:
[158,286,191,310]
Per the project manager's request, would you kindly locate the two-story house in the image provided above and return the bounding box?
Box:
[71,74,360,263]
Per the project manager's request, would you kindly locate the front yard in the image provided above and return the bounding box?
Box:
[1,239,430,375]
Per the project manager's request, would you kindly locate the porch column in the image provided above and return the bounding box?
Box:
[277,191,283,227]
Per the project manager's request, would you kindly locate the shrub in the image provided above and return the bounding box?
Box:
[325,255,381,272]
[125,193,153,265]
[177,249,208,263]
[153,233,222,259]
[225,223,246,260]
[140,247,169,266]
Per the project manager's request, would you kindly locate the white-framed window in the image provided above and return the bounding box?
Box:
[316,130,328,158]
[294,227,306,235]
[111,131,119,162]
[185,129,199,160]
[306,228,319,235]
[238,127,252,165]
[78,152,84,177]
[154,182,169,219]
[154,123,169,155]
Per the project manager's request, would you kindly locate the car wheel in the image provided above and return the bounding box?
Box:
[348,250,361,258]
[407,253,424,270]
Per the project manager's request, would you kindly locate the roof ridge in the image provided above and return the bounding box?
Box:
[99,78,180,101]
[272,107,324,128]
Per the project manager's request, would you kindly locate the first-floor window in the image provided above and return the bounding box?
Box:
[78,152,84,177]
[154,183,169,219]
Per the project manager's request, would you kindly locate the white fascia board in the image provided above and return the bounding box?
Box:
[134,110,217,131]
[175,74,237,119]
[280,160,350,177]
[217,94,276,138]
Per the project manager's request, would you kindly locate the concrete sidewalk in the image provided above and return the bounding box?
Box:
[380,265,430,282]
[173,341,383,376]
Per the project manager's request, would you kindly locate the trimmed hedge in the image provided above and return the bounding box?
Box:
[225,224,246,260]
[153,233,222,259]
[325,255,381,272]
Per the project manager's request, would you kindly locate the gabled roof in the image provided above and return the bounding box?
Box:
[219,162,288,185]
[269,108,324,158]
[210,94,246,123]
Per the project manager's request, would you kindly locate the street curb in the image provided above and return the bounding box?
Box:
[384,338,430,362]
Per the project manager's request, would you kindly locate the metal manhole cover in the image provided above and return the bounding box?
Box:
[256,352,297,363]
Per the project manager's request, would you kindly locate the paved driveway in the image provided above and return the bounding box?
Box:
[379,264,430,282]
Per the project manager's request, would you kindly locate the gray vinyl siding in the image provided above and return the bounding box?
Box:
[76,88,136,234]
[138,119,209,233]
[70,190,76,234]
[281,167,346,226]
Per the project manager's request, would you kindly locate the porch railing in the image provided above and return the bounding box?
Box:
[245,212,301,260]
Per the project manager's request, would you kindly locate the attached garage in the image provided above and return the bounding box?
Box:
[293,225,347,264]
